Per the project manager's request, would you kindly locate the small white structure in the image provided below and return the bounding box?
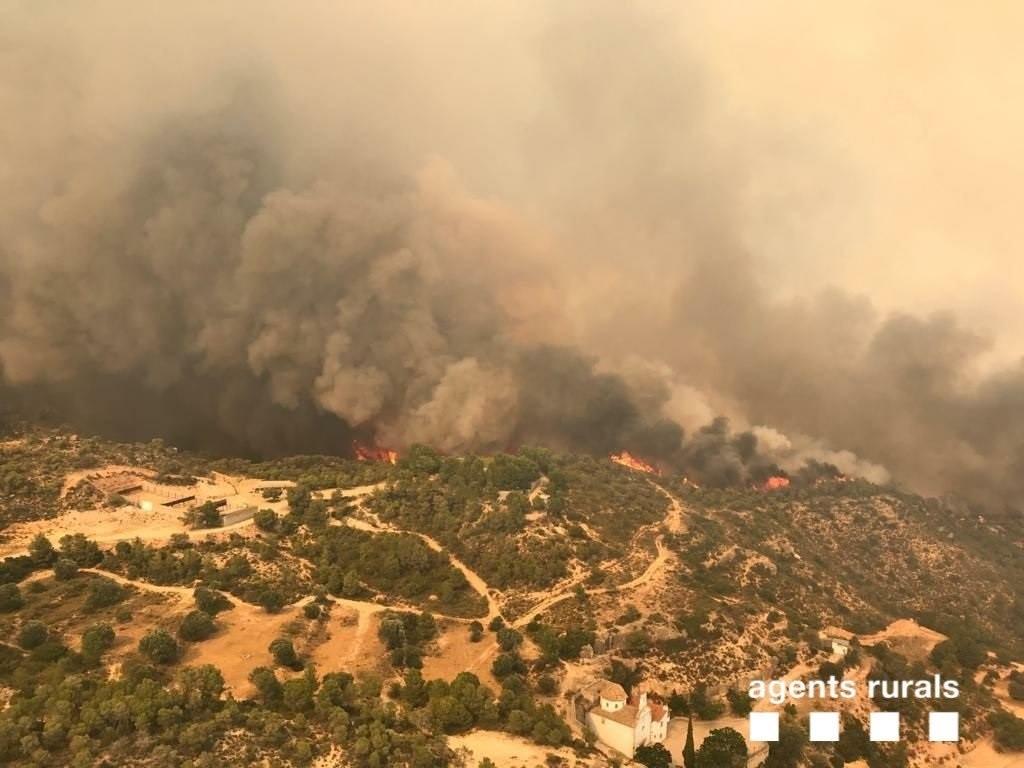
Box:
[821,626,854,658]
[575,680,670,759]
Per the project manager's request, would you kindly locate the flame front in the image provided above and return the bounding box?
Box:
[354,442,399,464]
[762,475,791,490]
[610,451,659,475]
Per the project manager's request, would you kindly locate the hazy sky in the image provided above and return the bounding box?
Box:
[3,2,1023,502]
[686,1,1024,355]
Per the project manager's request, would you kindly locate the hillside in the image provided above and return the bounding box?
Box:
[0,426,1022,767]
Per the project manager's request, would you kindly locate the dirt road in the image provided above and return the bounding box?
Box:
[342,517,500,621]
[511,482,687,629]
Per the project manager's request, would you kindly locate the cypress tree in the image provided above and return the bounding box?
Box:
[683,712,697,768]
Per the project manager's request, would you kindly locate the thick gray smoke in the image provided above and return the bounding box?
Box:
[1,3,1022,506]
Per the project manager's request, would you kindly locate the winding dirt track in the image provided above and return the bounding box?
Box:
[341,517,500,621]
[464,482,688,678]
[512,481,686,629]
[30,475,690,692]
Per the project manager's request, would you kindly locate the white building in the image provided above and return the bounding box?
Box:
[821,626,854,658]
[575,680,670,759]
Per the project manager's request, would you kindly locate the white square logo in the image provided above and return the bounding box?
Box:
[929,711,959,743]
[809,711,840,742]
[749,712,779,742]
[870,712,900,742]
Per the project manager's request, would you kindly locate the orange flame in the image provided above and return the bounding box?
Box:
[610,451,660,475]
[354,442,398,464]
[762,475,791,491]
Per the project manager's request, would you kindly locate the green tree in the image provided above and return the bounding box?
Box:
[53,557,79,581]
[691,683,725,719]
[726,687,753,716]
[139,628,180,664]
[57,533,103,566]
[836,713,870,763]
[491,652,526,679]
[282,668,318,713]
[81,623,116,664]
[763,718,807,768]
[536,675,558,695]
[178,610,216,641]
[259,589,285,613]
[270,637,301,669]
[341,570,361,598]
[193,586,232,615]
[696,727,747,768]
[401,669,429,708]
[0,583,23,612]
[253,508,278,531]
[636,743,672,768]
[178,664,225,710]
[287,484,313,518]
[497,627,522,652]
[249,666,284,707]
[990,711,1024,751]
[683,713,696,768]
[17,620,49,650]
[185,501,222,529]
[28,534,56,566]
[85,579,126,609]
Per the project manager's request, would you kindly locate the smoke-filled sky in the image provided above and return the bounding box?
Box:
[2,2,1023,506]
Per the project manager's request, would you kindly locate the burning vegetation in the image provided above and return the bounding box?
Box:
[761,475,791,491]
[353,442,399,464]
[610,451,660,475]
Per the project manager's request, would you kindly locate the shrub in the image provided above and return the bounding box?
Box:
[635,743,672,768]
[492,652,526,679]
[691,684,726,720]
[695,727,747,768]
[17,620,49,650]
[31,640,68,663]
[497,627,523,652]
[990,711,1024,751]
[85,579,127,609]
[81,623,116,662]
[57,534,103,567]
[28,534,56,566]
[53,557,79,581]
[194,586,232,615]
[139,628,180,664]
[536,674,558,695]
[184,501,222,530]
[254,509,278,532]
[0,583,24,612]
[303,603,321,620]
[249,666,284,706]
[726,688,753,716]
[259,589,285,613]
[616,605,643,625]
[178,610,217,642]
[270,637,301,670]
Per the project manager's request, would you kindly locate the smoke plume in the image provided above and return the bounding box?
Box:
[2,2,1023,506]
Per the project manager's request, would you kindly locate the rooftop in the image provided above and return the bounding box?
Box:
[595,702,640,727]
[600,682,627,701]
